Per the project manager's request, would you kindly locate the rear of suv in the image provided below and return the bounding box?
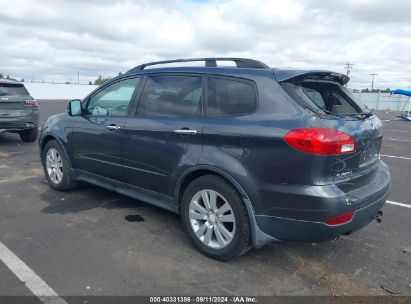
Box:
[0,78,39,142]
[39,58,390,260]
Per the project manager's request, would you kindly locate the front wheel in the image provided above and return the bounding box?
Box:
[42,140,77,191]
[181,175,251,261]
[19,127,38,142]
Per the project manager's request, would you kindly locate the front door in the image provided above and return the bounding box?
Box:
[70,77,141,181]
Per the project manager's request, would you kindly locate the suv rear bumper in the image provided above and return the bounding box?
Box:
[254,160,390,243]
[0,115,39,131]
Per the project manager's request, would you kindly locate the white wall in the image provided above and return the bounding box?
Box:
[23,82,99,100]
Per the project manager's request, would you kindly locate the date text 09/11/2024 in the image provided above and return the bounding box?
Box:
[149,296,257,303]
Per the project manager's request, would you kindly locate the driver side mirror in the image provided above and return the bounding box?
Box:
[68,99,82,116]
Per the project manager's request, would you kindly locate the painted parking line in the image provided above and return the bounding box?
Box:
[0,241,67,304]
[381,154,411,160]
[387,200,411,209]
[386,138,411,142]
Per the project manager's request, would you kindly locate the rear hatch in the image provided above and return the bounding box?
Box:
[0,81,33,118]
[276,70,382,183]
[330,115,382,182]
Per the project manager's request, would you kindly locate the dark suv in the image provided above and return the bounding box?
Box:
[39,58,390,260]
[0,78,39,142]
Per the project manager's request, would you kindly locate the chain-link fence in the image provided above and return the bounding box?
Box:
[352,92,410,111]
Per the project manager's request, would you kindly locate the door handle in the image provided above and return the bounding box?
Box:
[174,129,197,135]
[106,125,121,130]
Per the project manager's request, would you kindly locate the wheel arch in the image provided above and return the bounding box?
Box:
[175,165,249,209]
[174,165,279,248]
[40,133,73,168]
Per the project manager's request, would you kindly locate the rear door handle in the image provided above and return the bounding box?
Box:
[174,129,197,135]
[106,125,121,130]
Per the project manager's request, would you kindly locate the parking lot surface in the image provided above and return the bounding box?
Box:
[0,101,410,298]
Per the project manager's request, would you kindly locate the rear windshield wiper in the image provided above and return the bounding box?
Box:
[335,112,374,118]
[321,108,373,118]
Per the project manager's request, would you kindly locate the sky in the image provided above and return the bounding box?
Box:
[0,0,411,89]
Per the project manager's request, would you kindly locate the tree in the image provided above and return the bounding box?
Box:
[118,72,123,76]
[94,75,110,85]
[21,78,25,82]
[361,88,370,93]
[0,72,3,78]
[89,81,92,85]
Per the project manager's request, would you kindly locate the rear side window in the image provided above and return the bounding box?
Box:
[0,84,29,96]
[207,77,257,116]
[137,75,203,117]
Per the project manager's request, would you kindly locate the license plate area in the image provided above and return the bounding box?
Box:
[360,137,381,167]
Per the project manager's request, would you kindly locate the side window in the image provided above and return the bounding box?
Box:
[137,75,203,117]
[207,77,257,116]
[86,78,140,116]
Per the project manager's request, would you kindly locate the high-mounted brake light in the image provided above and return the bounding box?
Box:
[284,128,356,155]
[324,211,354,226]
[24,99,38,109]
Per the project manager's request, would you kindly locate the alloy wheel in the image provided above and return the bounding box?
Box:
[189,189,236,249]
[46,148,63,184]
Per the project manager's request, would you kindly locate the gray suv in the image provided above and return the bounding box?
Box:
[39,58,390,260]
[0,78,39,142]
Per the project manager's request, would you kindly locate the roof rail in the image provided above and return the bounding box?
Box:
[127,58,269,72]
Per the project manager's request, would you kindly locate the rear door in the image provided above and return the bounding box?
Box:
[122,74,204,197]
[0,83,32,118]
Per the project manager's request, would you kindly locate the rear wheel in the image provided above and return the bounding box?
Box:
[19,127,38,142]
[42,140,77,191]
[181,175,251,261]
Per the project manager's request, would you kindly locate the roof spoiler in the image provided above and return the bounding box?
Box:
[273,70,350,86]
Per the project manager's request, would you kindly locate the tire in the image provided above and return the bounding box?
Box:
[42,140,77,191]
[19,127,38,142]
[181,175,251,261]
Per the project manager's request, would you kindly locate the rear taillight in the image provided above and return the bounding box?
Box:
[284,128,356,155]
[24,99,38,109]
[324,211,354,226]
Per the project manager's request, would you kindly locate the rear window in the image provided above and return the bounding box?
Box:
[281,81,361,115]
[0,84,29,96]
[207,77,257,116]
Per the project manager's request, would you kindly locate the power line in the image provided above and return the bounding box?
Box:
[369,73,378,90]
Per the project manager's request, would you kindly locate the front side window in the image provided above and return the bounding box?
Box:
[137,75,203,117]
[86,78,140,116]
[207,77,257,116]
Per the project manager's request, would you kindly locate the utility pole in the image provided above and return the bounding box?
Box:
[344,62,353,76]
[369,73,378,90]
[78,72,80,84]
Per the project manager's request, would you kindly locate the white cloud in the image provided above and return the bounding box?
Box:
[0,0,410,88]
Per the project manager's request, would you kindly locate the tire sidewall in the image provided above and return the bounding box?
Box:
[42,140,73,191]
[181,176,250,259]
[20,128,38,142]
